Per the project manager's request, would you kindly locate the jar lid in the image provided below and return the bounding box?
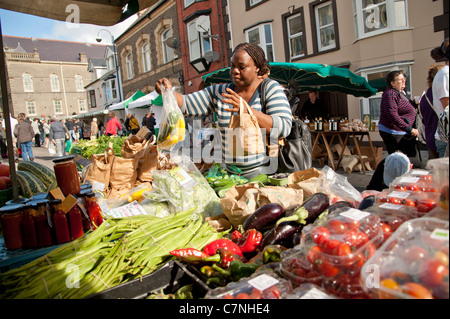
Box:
[0,203,24,213]
[5,198,29,205]
[24,201,38,209]
[52,155,76,163]
[80,183,92,190]
[30,192,49,200]
[50,199,62,205]
[29,199,49,206]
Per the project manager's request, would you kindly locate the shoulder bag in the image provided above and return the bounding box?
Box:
[424,93,449,143]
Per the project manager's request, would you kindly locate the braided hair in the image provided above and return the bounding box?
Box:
[232,42,270,76]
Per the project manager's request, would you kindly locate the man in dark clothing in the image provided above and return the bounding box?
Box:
[300,90,329,121]
[142,111,155,140]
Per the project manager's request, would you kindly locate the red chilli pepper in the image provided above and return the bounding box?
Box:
[236,229,263,253]
[170,248,220,264]
[231,230,243,242]
[203,239,244,257]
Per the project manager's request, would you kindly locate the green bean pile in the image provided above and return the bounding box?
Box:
[0,208,226,299]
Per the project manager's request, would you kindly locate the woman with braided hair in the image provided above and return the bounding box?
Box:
[156,42,292,178]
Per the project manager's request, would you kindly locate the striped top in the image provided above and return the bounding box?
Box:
[379,88,416,134]
[181,79,292,175]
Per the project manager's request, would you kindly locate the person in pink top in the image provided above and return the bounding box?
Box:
[105,112,122,136]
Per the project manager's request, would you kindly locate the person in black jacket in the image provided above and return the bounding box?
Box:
[142,111,155,140]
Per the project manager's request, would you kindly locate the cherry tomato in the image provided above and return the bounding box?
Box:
[319,260,339,278]
[388,218,403,232]
[344,218,360,231]
[419,174,433,182]
[223,294,234,299]
[343,230,360,248]
[306,269,323,285]
[322,239,341,254]
[327,219,348,234]
[389,197,402,205]
[405,184,420,192]
[293,267,307,279]
[389,271,413,284]
[348,251,365,270]
[402,282,433,299]
[264,286,282,299]
[333,242,352,257]
[236,292,251,299]
[402,246,428,263]
[249,288,262,299]
[419,259,448,287]
[364,242,376,260]
[393,184,406,191]
[378,278,401,299]
[379,222,392,242]
[311,226,331,246]
[401,198,416,207]
[355,230,370,248]
[415,198,437,212]
[307,245,322,264]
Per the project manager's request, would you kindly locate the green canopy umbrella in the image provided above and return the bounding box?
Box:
[202,62,377,98]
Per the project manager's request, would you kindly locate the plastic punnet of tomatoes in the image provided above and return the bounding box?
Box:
[360,217,449,299]
[284,283,337,299]
[389,169,438,193]
[279,249,324,287]
[426,158,449,211]
[204,270,292,299]
[376,190,439,216]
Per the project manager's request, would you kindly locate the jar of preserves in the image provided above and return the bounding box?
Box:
[34,199,53,248]
[50,199,71,245]
[76,190,92,232]
[85,192,104,230]
[52,155,81,196]
[0,204,24,250]
[21,201,39,249]
[67,203,84,241]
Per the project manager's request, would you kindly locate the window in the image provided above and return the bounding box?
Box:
[250,0,262,6]
[314,1,337,52]
[75,75,84,92]
[106,56,114,71]
[187,19,212,62]
[142,42,151,72]
[104,79,118,102]
[184,0,195,7]
[162,29,176,64]
[89,90,97,108]
[358,63,412,121]
[53,100,63,114]
[78,100,87,113]
[353,0,408,39]
[245,0,268,10]
[23,74,33,92]
[50,74,60,92]
[26,101,36,116]
[245,23,274,62]
[287,13,305,60]
[126,53,133,79]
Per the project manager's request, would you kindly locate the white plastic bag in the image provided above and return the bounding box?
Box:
[157,86,186,151]
[321,166,362,206]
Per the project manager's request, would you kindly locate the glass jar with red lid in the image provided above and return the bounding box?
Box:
[52,155,81,196]
[67,202,84,241]
[21,201,39,249]
[0,204,24,250]
[50,199,71,245]
[34,199,53,248]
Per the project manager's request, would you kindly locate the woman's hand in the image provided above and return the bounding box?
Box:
[410,128,419,137]
[155,78,172,95]
[222,88,248,113]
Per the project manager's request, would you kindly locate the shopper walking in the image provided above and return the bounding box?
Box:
[142,111,155,140]
[105,111,122,136]
[90,118,99,140]
[42,119,50,147]
[49,118,68,157]
[14,113,35,161]
[65,118,76,143]
[128,113,140,135]
[31,118,41,147]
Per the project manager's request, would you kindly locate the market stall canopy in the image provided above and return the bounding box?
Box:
[202,62,377,98]
[128,90,163,109]
[0,0,160,26]
[70,108,110,119]
[108,90,145,111]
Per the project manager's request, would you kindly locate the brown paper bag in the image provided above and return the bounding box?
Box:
[83,151,113,191]
[220,183,261,228]
[122,135,151,159]
[257,186,304,208]
[136,142,159,182]
[227,97,265,156]
[109,156,139,192]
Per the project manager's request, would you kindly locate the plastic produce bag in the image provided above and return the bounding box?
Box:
[321,166,362,206]
[157,85,186,151]
[150,155,222,217]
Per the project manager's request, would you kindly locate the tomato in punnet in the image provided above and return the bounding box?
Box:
[401,198,416,207]
[378,278,402,299]
[264,286,282,299]
[433,251,449,267]
[327,219,348,234]
[320,260,339,278]
[419,174,433,183]
[393,184,406,191]
[307,245,322,264]
[344,218,360,231]
[415,198,437,213]
[402,246,428,263]
[343,230,360,248]
[364,242,376,260]
[348,252,365,270]
[311,226,330,246]
[402,282,433,299]
[419,259,448,287]
[355,230,370,249]
[236,293,251,299]
[333,242,352,257]
[323,239,341,254]
[405,184,420,192]
[0,163,10,177]
[379,222,392,242]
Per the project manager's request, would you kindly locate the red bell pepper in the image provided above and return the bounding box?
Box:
[232,229,263,254]
[203,238,244,257]
[214,247,247,268]
[170,248,220,264]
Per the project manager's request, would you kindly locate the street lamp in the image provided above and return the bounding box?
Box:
[96,29,122,102]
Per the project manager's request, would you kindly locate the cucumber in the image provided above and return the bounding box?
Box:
[249,174,268,183]
[213,179,235,188]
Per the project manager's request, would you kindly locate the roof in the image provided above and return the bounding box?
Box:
[2,35,108,63]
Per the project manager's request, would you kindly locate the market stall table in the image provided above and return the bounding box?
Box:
[310,130,377,174]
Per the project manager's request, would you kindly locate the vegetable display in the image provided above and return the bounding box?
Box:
[70,135,127,159]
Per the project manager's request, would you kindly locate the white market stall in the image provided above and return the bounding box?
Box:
[128,91,163,131]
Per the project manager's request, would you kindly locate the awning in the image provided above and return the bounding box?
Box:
[108,90,145,111]
[128,91,163,109]
[71,108,110,119]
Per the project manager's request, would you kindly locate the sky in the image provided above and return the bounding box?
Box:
[0,8,137,44]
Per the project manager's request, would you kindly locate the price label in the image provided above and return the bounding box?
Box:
[300,287,334,299]
[388,191,410,199]
[430,228,449,241]
[399,176,420,184]
[248,274,279,291]
[104,201,148,219]
[340,208,371,221]
[379,203,402,210]
[169,167,198,189]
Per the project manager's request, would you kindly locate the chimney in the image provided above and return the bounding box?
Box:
[79,52,87,63]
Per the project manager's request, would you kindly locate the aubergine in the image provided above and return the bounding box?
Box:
[275,192,330,227]
[259,221,302,249]
[358,195,376,211]
[243,203,285,232]
[328,201,354,215]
